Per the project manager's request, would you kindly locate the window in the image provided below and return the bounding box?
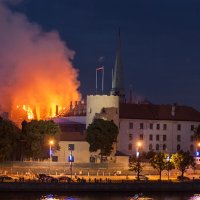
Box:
[163,135,167,141]
[128,143,132,150]
[177,144,181,151]
[156,124,160,130]
[177,124,181,131]
[163,144,167,151]
[156,135,159,141]
[190,135,194,142]
[150,123,153,130]
[52,156,58,162]
[129,134,132,140]
[156,144,159,151]
[177,135,181,142]
[139,134,143,140]
[191,125,194,131]
[149,144,153,151]
[163,124,167,130]
[68,144,74,151]
[190,144,194,152]
[149,134,153,141]
[140,123,144,129]
[129,122,133,129]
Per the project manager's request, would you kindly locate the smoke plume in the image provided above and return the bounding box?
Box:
[0,1,81,122]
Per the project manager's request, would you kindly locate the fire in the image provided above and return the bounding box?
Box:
[22,105,34,120]
[0,1,81,126]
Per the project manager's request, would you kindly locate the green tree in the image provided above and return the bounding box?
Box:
[0,117,20,161]
[22,120,61,160]
[129,155,143,180]
[171,150,195,180]
[150,152,168,180]
[86,118,119,160]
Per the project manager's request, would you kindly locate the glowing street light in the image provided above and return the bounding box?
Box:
[136,142,142,158]
[49,140,54,175]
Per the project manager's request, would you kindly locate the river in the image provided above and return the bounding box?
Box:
[0,192,200,200]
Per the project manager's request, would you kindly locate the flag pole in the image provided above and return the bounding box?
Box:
[96,68,97,94]
[102,66,104,94]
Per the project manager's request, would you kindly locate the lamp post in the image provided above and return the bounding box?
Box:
[136,142,142,158]
[49,140,54,175]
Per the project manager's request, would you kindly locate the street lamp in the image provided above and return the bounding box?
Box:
[49,140,54,175]
[136,142,142,158]
[195,142,200,157]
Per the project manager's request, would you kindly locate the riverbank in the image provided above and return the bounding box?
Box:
[1,181,200,193]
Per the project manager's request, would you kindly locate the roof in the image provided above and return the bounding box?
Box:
[119,103,200,122]
[59,123,86,141]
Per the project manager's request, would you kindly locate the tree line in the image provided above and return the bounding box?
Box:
[0,117,61,161]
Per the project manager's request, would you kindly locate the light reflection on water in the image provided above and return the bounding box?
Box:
[1,192,200,200]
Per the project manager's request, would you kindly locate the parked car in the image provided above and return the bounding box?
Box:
[136,174,149,181]
[0,175,14,182]
[177,176,190,181]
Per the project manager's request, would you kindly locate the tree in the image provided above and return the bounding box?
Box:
[22,120,61,160]
[166,156,175,180]
[0,117,20,161]
[129,155,143,180]
[171,150,195,180]
[86,118,119,160]
[150,152,168,180]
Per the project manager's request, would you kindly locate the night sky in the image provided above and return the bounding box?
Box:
[9,0,200,110]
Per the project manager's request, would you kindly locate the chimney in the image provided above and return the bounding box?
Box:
[56,105,59,116]
[70,101,73,112]
[171,103,176,117]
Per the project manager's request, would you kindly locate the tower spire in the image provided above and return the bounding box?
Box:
[110,28,125,102]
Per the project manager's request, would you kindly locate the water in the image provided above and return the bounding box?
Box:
[0,193,200,200]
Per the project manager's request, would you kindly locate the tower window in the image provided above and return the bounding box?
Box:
[177,124,181,131]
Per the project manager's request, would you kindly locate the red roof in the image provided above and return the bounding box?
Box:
[119,103,200,122]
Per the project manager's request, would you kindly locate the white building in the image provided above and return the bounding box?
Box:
[118,103,200,156]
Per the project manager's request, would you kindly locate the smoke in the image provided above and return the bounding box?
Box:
[0,1,81,121]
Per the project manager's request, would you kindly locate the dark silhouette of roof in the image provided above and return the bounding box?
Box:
[59,123,86,141]
[119,103,200,122]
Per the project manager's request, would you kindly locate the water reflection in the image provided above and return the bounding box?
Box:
[1,192,200,200]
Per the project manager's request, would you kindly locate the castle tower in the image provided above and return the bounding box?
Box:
[110,29,125,103]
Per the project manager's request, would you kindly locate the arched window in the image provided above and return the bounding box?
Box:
[156,144,159,151]
[149,144,153,151]
[128,143,132,151]
[177,144,181,151]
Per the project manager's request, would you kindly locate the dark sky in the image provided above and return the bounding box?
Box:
[10,0,200,110]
